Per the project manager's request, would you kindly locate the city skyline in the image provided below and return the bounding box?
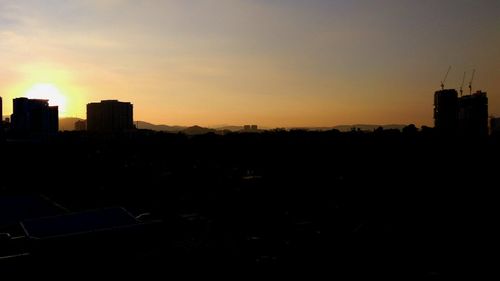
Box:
[1,0,499,127]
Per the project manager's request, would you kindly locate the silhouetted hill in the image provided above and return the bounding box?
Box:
[333,124,406,132]
[135,122,217,135]
[290,124,407,132]
[57,119,239,133]
[59,118,84,131]
[136,123,254,132]
[214,126,244,132]
[182,125,216,135]
[136,121,186,132]
[112,121,408,133]
[53,119,409,133]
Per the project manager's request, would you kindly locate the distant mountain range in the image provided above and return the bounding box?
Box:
[3,116,407,134]
[136,122,407,133]
[58,118,219,134]
[135,121,187,132]
[329,124,407,132]
[59,118,83,131]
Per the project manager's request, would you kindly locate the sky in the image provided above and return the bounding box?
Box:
[0,0,499,127]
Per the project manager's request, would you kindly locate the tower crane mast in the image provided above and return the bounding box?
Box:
[460,72,466,96]
[441,66,452,90]
[468,69,476,95]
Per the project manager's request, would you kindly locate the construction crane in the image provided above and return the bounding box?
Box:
[460,71,466,96]
[468,69,476,95]
[440,66,452,90]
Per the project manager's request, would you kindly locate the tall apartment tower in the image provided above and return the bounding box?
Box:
[434,88,489,137]
[491,117,500,135]
[458,91,488,137]
[0,96,3,127]
[11,98,59,134]
[87,100,134,132]
[434,89,459,135]
[0,96,3,131]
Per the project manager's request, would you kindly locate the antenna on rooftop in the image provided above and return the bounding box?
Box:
[468,69,476,95]
[440,66,452,90]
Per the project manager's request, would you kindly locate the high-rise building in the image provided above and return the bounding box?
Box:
[87,100,134,132]
[11,98,59,134]
[0,96,3,137]
[0,96,3,128]
[490,117,500,135]
[458,91,488,137]
[433,89,489,137]
[434,89,458,135]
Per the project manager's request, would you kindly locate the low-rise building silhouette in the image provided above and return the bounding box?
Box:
[87,100,134,132]
[243,125,259,132]
[10,98,58,134]
[74,120,87,131]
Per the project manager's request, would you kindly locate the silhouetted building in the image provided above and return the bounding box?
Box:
[74,120,87,131]
[434,89,458,135]
[0,96,3,125]
[87,100,134,132]
[434,89,489,137]
[458,91,488,137]
[0,97,5,134]
[10,98,58,134]
[491,117,500,135]
[243,125,259,132]
[0,97,3,140]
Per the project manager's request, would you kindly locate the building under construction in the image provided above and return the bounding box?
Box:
[458,91,488,137]
[490,117,500,136]
[434,90,488,137]
[434,89,459,135]
[434,68,489,137]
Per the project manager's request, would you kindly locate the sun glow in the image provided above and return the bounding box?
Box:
[25,83,68,114]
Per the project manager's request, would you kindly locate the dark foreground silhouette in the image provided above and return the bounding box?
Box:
[0,128,498,278]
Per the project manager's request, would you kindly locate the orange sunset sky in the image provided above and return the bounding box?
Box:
[1,0,499,127]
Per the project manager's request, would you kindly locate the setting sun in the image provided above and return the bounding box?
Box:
[25,83,67,115]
